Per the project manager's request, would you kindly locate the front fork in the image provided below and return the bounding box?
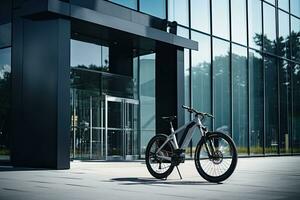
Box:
[200,127,215,159]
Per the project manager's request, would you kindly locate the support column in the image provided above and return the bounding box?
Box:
[11,17,70,169]
[155,42,184,133]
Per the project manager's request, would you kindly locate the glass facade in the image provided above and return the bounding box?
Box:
[232,44,248,154]
[1,0,299,163]
[249,50,264,155]
[109,0,137,9]
[191,31,212,153]
[0,47,11,161]
[191,0,210,33]
[248,0,262,50]
[212,0,229,39]
[231,0,247,45]
[139,0,166,19]
[0,22,11,161]
[213,38,230,134]
[168,0,189,26]
[109,0,300,156]
[263,2,276,55]
[70,36,157,160]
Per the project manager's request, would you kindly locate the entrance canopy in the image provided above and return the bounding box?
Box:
[14,0,198,51]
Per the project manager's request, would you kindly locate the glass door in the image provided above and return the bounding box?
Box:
[70,89,105,160]
[124,99,139,160]
[105,95,139,160]
[105,96,123,159]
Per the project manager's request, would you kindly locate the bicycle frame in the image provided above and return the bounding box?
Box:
[156,115,209,161]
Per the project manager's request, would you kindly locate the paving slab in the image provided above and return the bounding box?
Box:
[0,156,300,200]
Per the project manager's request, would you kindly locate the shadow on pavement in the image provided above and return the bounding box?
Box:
[0,166,52,172]
[110,177,221,186]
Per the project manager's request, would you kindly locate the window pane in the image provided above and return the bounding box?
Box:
[177,26,189,39]
[71,39,109,72]
[248,0,262,50]
[291,16,300,62]
[263,3,276,54]
[292,63,300,153]
[191,32,211,123]
[291,0,300,17]
[139,53,156,155]
[213,38,230,134]
[179,27,190,121]
[168,0,189,26]
[191,32,212,150]
[278,0,289,12]
[184,48,190,122]
[249,50,264,155]
[0,47,11,161]
[140,0,166,19]
[279,60,292,154]
[265,56,279,154]
[278,11,290,58]
[231,0,247,45]
[191,0,210,33]
[0,23,11,48]
[212,0,229,39]
[232,44,248,155]
[109,0,137,10]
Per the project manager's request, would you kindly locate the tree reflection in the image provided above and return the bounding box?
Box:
[0,70,11,157]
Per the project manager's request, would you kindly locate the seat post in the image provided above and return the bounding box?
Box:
[170,121,174,133]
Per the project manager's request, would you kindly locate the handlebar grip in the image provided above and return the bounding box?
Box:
[206,113,215,118]
[182,105,190,109]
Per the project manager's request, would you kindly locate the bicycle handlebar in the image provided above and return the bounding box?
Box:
[182,105,214,118]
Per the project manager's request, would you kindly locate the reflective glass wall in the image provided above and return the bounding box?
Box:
[106,0,300,156]
[0,23,11,161]
[70,35,156,160]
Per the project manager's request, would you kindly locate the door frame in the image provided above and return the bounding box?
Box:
[104,95,139,160]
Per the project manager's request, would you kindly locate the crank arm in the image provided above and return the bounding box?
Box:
[156,155,172,161]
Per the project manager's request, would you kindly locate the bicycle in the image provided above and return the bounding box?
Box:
[145,105,238,183]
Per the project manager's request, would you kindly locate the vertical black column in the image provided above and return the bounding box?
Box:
[155,42,184,133]
[11,17,70,169]
[109,43,133,77]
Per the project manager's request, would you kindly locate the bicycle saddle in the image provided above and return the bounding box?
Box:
[161,116,177,122]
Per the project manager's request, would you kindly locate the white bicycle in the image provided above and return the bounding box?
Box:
[145,105,238,183]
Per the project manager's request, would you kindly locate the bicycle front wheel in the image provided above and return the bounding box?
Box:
[145,134,174,179]
[195,132,237,183]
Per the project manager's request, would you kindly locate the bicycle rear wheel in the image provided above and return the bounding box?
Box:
[145,134,174,179]
[194,132,237,183]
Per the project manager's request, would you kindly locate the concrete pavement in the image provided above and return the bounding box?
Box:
[0,156,300,200]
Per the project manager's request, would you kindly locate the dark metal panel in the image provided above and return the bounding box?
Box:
[109,44,133,77]
[13,0,48,17]
[11,17,70,169]
[155,42,180,134]
[177,48,185,128]
[48,0,70,16]
[0,0,12,24]
[22,18,58,167]
[71,0,166,30]
[70,5,197,50]
[13,0,198,50]
[11,17,24,165]
[56,18,71,169]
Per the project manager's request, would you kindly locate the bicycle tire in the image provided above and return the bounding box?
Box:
[194,131,238,183]
[145,134,175,179]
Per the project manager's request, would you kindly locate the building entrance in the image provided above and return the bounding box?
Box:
[105,95,139,160]
[70,92,139,160]
[70,36,157,161]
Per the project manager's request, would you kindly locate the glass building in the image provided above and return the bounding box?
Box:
[0,0,300,168]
